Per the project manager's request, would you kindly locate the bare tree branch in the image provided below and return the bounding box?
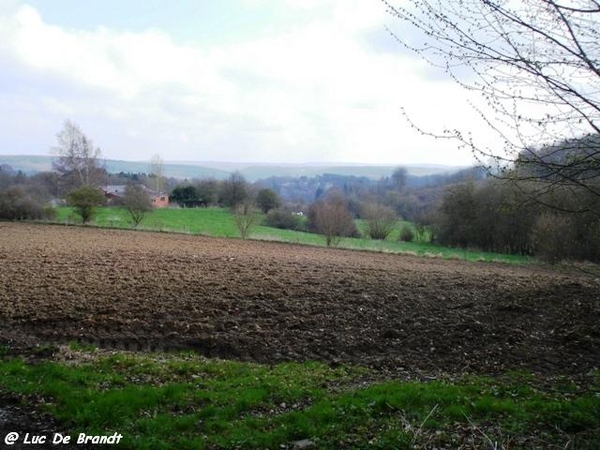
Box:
[384,0,600,207]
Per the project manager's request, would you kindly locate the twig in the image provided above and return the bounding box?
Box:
[411,403,439,444]
[463,413,500,450]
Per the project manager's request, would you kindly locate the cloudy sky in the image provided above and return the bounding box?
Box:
[0,0,488,165]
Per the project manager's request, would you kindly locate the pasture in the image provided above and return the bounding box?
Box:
[0,223,598,448]
[54,206,531,264]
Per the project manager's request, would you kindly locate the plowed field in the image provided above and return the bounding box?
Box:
[1,223,599,375]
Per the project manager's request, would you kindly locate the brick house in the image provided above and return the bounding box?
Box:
[150,192,169,208]
[101,185,169,208]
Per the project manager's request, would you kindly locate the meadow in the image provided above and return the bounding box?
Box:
[54,206,531,264]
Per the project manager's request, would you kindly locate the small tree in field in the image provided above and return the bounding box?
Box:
[233,201,258,239]
[309,192,358,247]
[256,188,280,214]
[362,203,397,240]
[123,184,153,227]
[66,185,105,223]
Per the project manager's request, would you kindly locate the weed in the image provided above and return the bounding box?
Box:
[68,341,98,352]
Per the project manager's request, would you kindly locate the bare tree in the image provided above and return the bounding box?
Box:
[149,154,165,193]
[384,0,600,204]
[123,184,153,227]
[233,200,258,239]
[52,120,105,190]
[361,203,397,240]
[221,171,249,207]
[309,192,358,247]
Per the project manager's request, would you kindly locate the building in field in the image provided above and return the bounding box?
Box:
[150,192,169,208]
[101,185,169,208]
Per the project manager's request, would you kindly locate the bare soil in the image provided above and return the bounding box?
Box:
[1,223,599,375]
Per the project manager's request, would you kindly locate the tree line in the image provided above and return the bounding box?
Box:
[3,120,599,262]
[434,137,600,262]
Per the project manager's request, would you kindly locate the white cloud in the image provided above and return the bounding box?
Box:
[0,2,483,165]
[4,6,226,100]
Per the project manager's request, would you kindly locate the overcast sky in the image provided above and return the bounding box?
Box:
[0,0,489,165]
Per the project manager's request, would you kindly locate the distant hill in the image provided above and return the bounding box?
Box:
[238,164,457,181]
[0,155,55,173]
[0,155,464,182]
[0,155,230,180]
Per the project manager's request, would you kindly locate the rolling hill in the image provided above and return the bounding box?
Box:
[0,155,463,181]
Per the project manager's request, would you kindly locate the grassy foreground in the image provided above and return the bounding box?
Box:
[54,207,531,264]
[0,347,598,449]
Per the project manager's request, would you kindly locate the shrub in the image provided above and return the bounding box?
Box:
[399,225,414,242]
[0,187,49,220]
[361,203,397,240]
[308,192,359,246]
[256,188,281,214]
[66,185,106,224]
[170,185,201,208]
[413,212,439,243]
[43,205,56,221]
[266,208,303,230]
[413,222,426,242]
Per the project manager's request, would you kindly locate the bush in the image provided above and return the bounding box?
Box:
[399,225,414,242]
[66,185,106,224]
[266,208,303,230]
[308,192,359,246]
[361,203,397,240]
[0,187,50,221]
[170,185,201,208]
[43,205,56,221]
[256,189,281,214]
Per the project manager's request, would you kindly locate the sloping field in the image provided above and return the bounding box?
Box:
[0,223,598,375]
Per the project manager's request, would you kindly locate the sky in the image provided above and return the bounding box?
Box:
[0,0,489,165]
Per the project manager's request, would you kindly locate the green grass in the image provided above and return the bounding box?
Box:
[54,207,532,264]
[1,351,598,449]
[56,207,240,237]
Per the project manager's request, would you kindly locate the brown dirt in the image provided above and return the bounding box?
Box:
[1,222,599,376]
